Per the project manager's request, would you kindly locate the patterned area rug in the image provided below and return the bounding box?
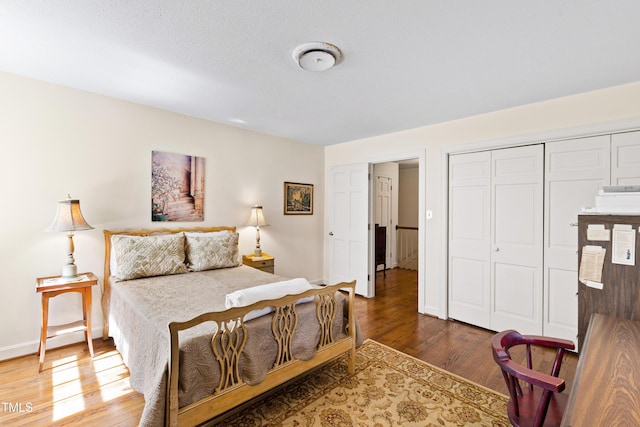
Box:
[217,339,509,426]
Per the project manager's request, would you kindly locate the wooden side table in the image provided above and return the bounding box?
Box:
[35,272,99,372]
[242,253,275,274]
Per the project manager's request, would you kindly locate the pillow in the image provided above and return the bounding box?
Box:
[111,233,188,281]
[185,232,240,271]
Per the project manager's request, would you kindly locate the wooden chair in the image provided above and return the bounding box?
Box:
[491,330,575,427]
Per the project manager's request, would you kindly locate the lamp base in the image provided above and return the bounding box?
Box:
[62,263,78,280]
[254,248,263,257]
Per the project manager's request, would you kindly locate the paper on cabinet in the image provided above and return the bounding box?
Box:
[612,224,636,266]
[587,224,610,241]
[579,245,606,286]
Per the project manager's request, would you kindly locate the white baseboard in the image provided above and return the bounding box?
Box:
[0,327,104,362]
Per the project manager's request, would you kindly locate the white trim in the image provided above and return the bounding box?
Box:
[367,162,375,297]
[0,327,104,362]
[416,149,427,316]
[438,150,450,319]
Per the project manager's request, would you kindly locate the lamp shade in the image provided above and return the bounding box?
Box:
[247,205,268,227]
[46,195,93,279]
[47,196,93,232]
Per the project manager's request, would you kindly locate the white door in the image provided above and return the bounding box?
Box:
[328,163,372,296]
[490,145,544,335]
[544,136,610,347]
[612,131,640,185]
[448,151,491,329]
[375,175,392,270]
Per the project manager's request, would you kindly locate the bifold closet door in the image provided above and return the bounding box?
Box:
[544,135,610,347]
[448,151,491,329]
[448,145,543,333]
[490,145,544,335]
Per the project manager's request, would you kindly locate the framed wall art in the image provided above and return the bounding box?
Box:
[284,182,313,215]
[151,150,205,222]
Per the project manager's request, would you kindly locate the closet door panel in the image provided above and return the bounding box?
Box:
[547,268,578,332]
[448,151,491,329]
[494,263,537,320]
[544,135,610,346]
[490,145,544,335]
[612,131,640,185]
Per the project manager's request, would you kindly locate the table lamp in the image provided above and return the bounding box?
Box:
[247,205,268,257]
[46,195,94,279]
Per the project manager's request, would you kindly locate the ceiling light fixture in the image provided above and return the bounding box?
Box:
[292,42,343,72]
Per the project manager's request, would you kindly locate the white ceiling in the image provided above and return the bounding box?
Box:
[2,1,640,146]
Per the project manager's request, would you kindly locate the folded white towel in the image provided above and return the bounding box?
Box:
[225,278,312,308]
[225,278,314,321]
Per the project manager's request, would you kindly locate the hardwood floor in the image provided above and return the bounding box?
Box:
[366,268,578,395]
[0,268,578,426]
[0,338,144,426]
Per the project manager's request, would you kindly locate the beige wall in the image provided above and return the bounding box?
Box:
[325,81,640,317]
[398,167,419,228]
[0,71,325,360]
[6,69,640,360]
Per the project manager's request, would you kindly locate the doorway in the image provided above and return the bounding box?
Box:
[373,159,419,293]
[327,153,425,309]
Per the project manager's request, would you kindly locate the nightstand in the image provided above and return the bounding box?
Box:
[242,253,275,274]
[35,272,99,372]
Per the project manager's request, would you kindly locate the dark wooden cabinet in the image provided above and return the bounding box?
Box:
[577,214,640,350]
[375,224,386,273]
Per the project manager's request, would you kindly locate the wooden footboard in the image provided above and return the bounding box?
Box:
[166,280,357,427]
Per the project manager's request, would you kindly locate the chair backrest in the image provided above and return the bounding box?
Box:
[491,330,575,427]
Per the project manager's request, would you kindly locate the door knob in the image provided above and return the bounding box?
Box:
[329,232,334,236]
[494,247,500,252]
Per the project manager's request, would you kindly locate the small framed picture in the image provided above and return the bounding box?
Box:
[284,182,313,215]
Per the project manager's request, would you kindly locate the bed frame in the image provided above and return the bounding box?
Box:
[102,227,357,427]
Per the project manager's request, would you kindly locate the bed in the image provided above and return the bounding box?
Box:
[101,226,359,427]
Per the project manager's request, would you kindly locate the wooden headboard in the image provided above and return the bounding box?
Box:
[102,226,236,340]
[103,225,236,282]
